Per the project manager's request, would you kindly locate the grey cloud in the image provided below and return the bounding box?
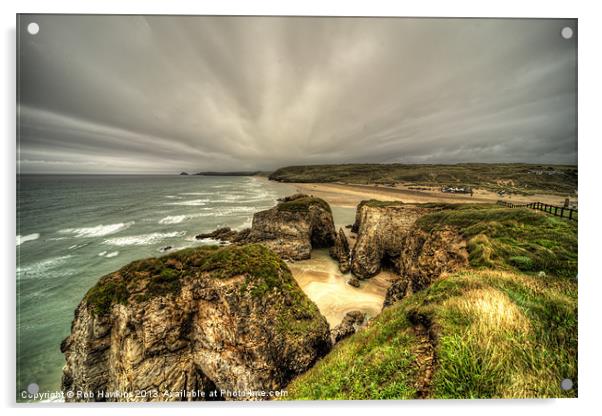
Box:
[17,16,577,173]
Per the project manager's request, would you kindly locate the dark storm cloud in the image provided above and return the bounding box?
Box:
[17,16,577,173]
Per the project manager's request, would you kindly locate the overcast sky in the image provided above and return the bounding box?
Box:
[17,16,577,174]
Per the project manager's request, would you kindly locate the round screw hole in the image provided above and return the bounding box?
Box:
[561,26,573,40]
[27,22,39,35]
[561,378,573,391]
[27,382,39,395]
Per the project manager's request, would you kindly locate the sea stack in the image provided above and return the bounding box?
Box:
[196,194,337,261]
[60,244,332,402]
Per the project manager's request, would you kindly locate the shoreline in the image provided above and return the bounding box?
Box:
[287,181,576,209]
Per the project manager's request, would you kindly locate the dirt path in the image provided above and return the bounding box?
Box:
[412,323,436,398]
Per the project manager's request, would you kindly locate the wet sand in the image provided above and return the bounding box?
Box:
[288,249,395,328]
[292,182,574,208]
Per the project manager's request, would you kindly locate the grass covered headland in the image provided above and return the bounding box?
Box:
[84,244,318,319]
[286,205,577,399]
[269,163,577,195]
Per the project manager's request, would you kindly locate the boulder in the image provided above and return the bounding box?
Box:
[347,277,360,288]
[60,244,332,402]
[195,227,239,242]
[331,311,366,343]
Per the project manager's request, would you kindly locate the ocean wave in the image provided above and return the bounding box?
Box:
[98,250,119,258]
[158,213,215,224]
[103,231,185,246]
[16,233,40,246]
[17,255,74,280]
[196,238,226,246]
[166,199,209,206]
[59,221,134,238]
[68,242,90,250]
[179,192,213,196]
[165,195,183,199]
[158,215,187,225]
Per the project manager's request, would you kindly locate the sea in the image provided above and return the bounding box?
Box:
[16,174,303,401]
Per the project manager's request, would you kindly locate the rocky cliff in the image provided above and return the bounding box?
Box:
[60,244,331,402]
[384,225,468,306]
[350,201,427,279]
[196,194,336,261]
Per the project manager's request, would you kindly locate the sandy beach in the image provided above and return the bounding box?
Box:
[287,249,395,328]
[290,182,575,209]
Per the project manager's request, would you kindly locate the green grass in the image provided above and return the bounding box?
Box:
[286,269,577,399]
[415,205,578,278]
[426,270,577,398]
[286,203,577,399]
[269,163,577,195]
[84,244,320,332]
[277,195,332,213]
[285,304,419,400]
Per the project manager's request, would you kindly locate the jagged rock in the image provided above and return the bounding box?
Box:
[384,226,468,307]
[350,201,427,279]
[329,228,350,273]
[197,194,336,261]
[331,311,366,343]
[347,277,360,288]
[383,277,410,308]
[61,244,332,402]
[195,227,239,242]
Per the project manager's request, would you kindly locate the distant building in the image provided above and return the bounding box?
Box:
[441,185,472,194]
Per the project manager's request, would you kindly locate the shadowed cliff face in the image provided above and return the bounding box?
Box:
[384,226,469,307]
[60,244,331,402]
[350,201,428,279]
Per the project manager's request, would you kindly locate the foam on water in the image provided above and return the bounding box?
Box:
[58,222,134,238]
[179,192,213,196]
[165,199,209,206]
[16,233,40,246]
[103,231,186,246]
[158,215,187,224]
[17,255,74,280]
